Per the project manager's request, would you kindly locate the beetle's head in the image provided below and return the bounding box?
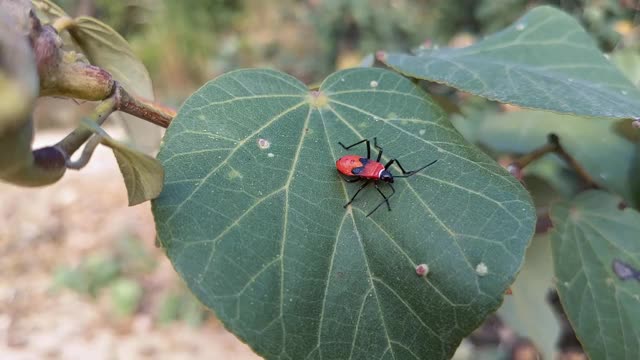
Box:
[380,170,394,183]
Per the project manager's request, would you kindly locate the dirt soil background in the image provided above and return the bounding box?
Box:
[0,129,262,360]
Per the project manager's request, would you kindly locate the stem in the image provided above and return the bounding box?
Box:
[509,142,557,170]
[52,16,75,33]
[55,96,116,156]
[509,133,599,189]
[550,134,599,189]
[29,12,175,128]
[117,86,175,128]
[54,82,175,167]
[65,135,102,170]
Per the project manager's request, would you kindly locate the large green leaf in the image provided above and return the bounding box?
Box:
[473,110,640,207]
[550,191,640,360]
[152,68,535,359]
[380,6,640,119]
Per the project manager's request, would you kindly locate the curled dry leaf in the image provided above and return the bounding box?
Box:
[81,119,164,206]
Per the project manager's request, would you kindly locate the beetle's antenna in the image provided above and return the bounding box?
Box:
[394,159,438,178]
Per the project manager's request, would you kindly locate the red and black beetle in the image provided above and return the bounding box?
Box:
[336,137,438,216]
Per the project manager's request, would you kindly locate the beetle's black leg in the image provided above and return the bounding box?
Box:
[385,159,438,177]
[367,183,396,217]
[384,159,406,173]
[340,174,362,183]
[339,139,371,159]
[373,137,384,162]
[344,180,369,208]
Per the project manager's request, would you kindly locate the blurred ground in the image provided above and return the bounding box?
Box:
[0,128,262,360]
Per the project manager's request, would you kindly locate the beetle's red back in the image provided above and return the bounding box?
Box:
[336,155,385,179]
[336,155,364,176]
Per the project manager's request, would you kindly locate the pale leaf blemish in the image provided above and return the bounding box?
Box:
[258,138,271,149]
[267,153,275,158]
[419,129,426,136]
[307,90,329,108]
[228,169,243,179]
[475,262,488,276]
[621,90,628,96]
[516,23,526,31]
[416,264,429,277]
[370,80,379,88]
[569,207,582,222]
[632,120,640,129]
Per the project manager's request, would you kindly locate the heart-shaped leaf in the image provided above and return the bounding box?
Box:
[473,110,640,207]
[152,68,535,359]
[550,190,640,360]
[380,6,640,119]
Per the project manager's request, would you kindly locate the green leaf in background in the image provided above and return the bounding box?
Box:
[498,234,559,359]
[473,109,640,207]
[109,278,143,317]
[31,0,68,23]
[380,6,640,119]
[550,190,640,360]
[69,16,162,154]
[612,48,640,87]
[152,68,535,359]
[82,120,164,206]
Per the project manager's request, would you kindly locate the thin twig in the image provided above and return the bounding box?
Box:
[549,134,599,189]
[65,135,102,170]
[51,16,75,33]
[53,81,175,169]
[55,96,116,156]
[508,133,599,189]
